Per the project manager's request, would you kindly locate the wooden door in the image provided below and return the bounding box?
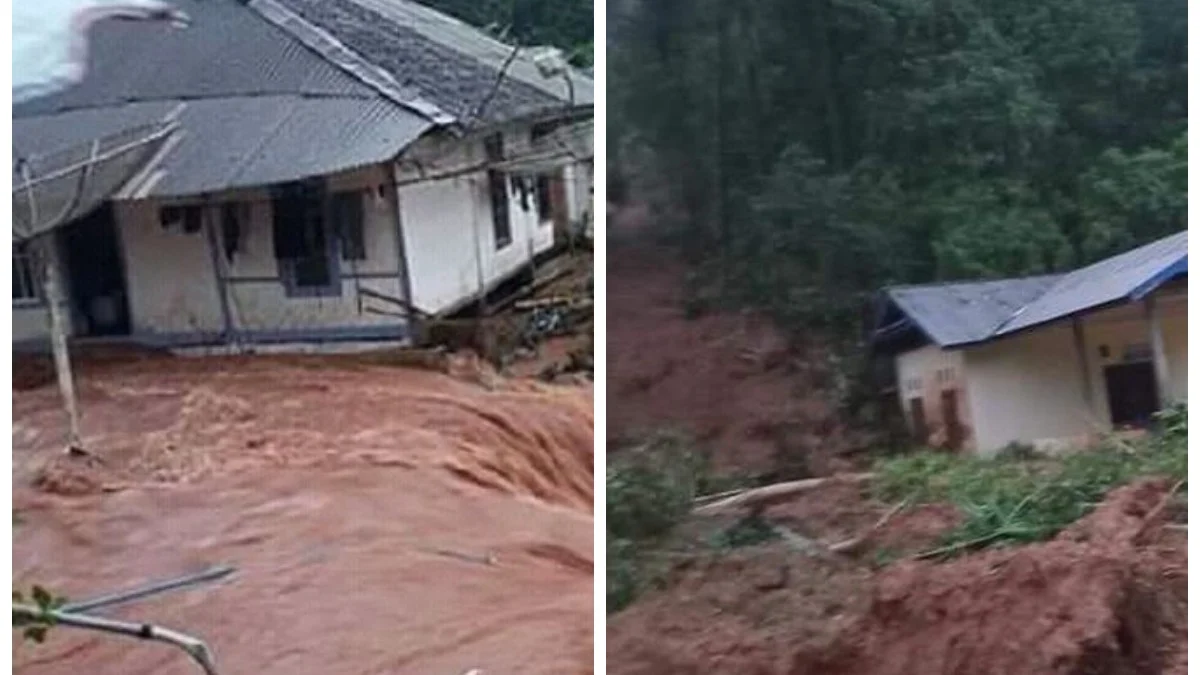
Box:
[908,397,928,445]
[1103,362,1160,428]
[941,390,964,451]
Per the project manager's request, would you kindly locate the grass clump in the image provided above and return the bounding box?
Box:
[607,430,706,613]
[874,404,1187,557]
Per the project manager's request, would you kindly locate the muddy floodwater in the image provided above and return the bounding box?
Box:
[13,351,593,675]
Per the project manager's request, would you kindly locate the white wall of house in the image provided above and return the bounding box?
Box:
[949,289,1188,455]
[13,305,50,344]
[1079,291,1187,415]
[394,127,557,315]
[114,165,407,342]
[894,344,973,450]
[961,323,1092,455]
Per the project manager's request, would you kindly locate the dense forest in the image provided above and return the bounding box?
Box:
[609,0,1186,335]
[422,0,593,66]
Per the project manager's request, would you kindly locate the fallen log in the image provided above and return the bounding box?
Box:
[693,473,875,515]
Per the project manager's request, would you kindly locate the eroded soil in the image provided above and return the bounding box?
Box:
[13,349,593,675]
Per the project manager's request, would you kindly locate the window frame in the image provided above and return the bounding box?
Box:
[271,183,343,299]
[12,243,42,306]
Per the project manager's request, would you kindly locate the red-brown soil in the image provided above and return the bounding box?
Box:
[606,203,860,477]
[13,349,593,674]
[608,479,1187,675]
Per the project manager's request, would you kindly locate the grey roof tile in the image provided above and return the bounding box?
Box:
[13,0,374,117]
[275,0,589,125]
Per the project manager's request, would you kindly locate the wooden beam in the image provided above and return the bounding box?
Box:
[1071,316,1093,412]
[1145,295,1172,406]
[42,237,83,452]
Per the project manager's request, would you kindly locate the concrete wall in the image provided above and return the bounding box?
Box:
[961,323,1092,455]
[954,288,1187,455]
[13,305,49,344]
[114,165,407,343]
[894,344,974,451]
[394,126,561,315]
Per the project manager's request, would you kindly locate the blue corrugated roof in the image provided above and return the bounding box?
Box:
[876,231,1188,349]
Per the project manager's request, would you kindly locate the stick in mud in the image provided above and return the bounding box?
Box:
[693,473,876,515]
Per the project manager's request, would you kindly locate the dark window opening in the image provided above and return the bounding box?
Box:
[271,181,340,297]
[159,204,204,233]
[220,203,247,262]
[941,390,964,451]
[13,243,39,302]
[331,191,366,261]
[535,175,553,223]
[489,169,512,249]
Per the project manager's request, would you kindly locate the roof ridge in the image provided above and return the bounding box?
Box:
[249,0,456,126]
[885,272,1062,293]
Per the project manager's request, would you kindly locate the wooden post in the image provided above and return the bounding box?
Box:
[1145,295,1172,407]
[1071,317,1093,413]
[42,237,84,452]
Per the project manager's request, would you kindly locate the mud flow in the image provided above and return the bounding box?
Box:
[14,349,593,675]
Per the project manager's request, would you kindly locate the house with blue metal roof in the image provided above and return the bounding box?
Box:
[870,230,1187,456]
[13,0,593,349]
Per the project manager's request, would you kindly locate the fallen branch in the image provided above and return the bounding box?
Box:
[827,500,909,555]
[693,473,875,515]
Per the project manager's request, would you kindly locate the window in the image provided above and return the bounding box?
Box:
[330,191,366,261]
[13,244,39,304]
[159,205,203,233]
[219,202,248,262]
[535,175,553,224]
[488,169,512,249]
[271,181,340,297]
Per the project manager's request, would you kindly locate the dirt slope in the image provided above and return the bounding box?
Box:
[608,480,1186,675]
[607,203,857,476]
[13,350,593,675]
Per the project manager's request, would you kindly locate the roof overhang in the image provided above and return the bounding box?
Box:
[13,119,180,241]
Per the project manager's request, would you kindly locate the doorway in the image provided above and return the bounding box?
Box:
[60,204,131,336]
[1103,362,1160,429]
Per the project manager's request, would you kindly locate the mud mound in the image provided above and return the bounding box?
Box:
[608,547,872,675]
[611,480,1183,675]
[796,479,1179,675]
[439,390,595,511]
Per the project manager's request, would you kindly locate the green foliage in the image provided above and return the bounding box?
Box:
[12,586,67,644]
[710,513,780,549]
[607,431,704,541]
[606,431,706,613]
[611,0,1186,338]
[874,411,1187,558]
[419,0,592,65]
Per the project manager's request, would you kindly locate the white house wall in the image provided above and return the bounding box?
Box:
[114,165,408,343]
[893,344,973,450]
[1078,291,1187,417]
[13,305,50,344]
[962,324,1090,455]
[394,127,556,315]
[115,199,227,336]
[960,290,1187,455]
